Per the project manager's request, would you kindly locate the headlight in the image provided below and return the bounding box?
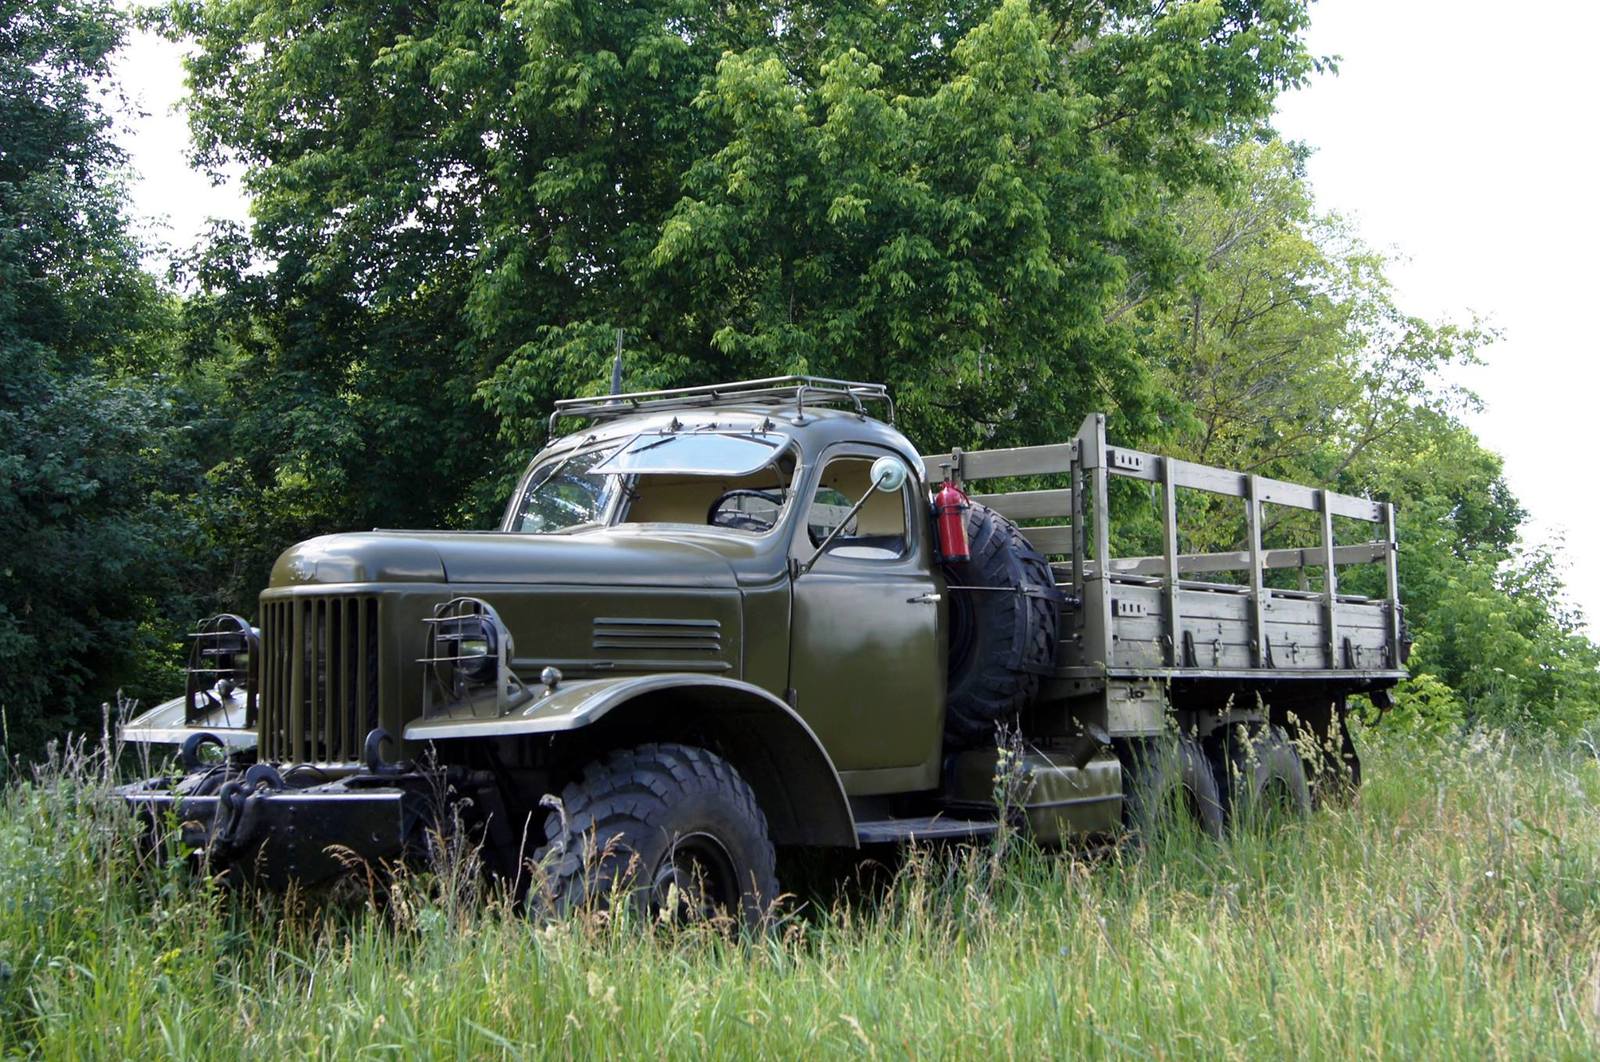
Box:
[185,613,259,725]
[442,615,498,687]
[421,598,531,716]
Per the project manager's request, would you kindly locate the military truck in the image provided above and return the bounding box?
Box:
[121,376,1406,921]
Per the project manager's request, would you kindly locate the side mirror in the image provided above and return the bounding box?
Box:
[870,456,909,492]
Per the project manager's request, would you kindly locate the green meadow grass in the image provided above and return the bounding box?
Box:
[1,730,1598,1059]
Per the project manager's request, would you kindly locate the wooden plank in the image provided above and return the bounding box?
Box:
[970,488,1074,521]
[1320,490,1339,668]
[1104,541,1388,578]
[1330,494,1385,523]
[1178,580,1252,596]
[920,443,1075,483]
[1249,477,1318,510]
[1090,417,1114,667]
[1161,458,1180,665]
[1171,460,1249,499]
[1333,602,1391,631]
[1385,502,1401,667]
[1246,476,1266,667]
[1019,525,1075,555]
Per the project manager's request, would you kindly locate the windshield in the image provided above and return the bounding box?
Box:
[593,431,786,476]
[509,431,797,536]
[511,445,624,533]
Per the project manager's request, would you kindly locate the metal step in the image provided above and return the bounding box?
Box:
[854,815,999,845]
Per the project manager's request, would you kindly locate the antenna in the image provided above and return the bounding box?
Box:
[610,328,624,396]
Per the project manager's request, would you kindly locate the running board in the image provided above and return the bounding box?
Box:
[854,815,999,845]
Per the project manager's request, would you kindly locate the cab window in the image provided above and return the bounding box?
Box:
[806,456,910,559]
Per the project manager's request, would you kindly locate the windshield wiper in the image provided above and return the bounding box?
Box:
[627,434,679,454]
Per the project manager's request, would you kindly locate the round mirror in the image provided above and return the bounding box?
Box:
[870,456,909,493]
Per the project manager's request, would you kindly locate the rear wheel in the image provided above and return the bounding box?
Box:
[1209,724,1312,830]
[534,743,778,927]
[1122,734,1224,842]
[1296,701,1362,808]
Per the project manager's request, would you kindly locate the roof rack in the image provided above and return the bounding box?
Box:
[548,375,894,436]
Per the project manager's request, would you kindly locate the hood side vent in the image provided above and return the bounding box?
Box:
[592,617,722,653]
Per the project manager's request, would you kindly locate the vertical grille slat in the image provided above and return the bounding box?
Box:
[330,596,343,763]
[288,601,305,763]
[276,601,290,761]
[307,600,320,765]
[258,594,378,764]
[258,603,273,761]
[355,599,370,756]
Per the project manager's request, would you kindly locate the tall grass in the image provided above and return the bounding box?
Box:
[1,728,1598,1058]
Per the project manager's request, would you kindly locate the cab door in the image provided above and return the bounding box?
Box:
[787,446,946,785]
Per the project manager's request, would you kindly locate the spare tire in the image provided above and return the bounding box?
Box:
[942,502,1061,748]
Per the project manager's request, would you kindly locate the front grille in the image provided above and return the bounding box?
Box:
[258,595,379,763]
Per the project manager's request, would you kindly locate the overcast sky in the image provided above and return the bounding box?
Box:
[1272,0,1600,635]
[112,2,1600,633]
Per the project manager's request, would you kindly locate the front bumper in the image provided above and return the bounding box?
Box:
[121,769,428,888]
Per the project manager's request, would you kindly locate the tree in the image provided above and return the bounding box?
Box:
[1141,139,1599,730]
[0,0,204,753]
[164,0,1319,552]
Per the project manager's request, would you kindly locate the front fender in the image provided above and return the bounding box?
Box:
[405,674,855,848]
[120,692,258,750]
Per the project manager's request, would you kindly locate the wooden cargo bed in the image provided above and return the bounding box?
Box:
[923,414,1406,730]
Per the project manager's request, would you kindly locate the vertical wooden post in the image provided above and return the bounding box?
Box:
[1071,441,1086,600]
[1384,502,1401,668]
[1091,415,1113,668]
[1320,490,1339,669]
[1246,475,1266,667]
[1161,457,1180,666]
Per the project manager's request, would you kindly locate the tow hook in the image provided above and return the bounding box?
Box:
[363,727,407,776]
[212,764,285,849]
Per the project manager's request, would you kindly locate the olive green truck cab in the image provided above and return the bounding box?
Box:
[121,377,1406,918]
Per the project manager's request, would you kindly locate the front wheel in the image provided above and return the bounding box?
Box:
[534,743,779,928]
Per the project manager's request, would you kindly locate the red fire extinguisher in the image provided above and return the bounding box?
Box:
[933,474,971,563]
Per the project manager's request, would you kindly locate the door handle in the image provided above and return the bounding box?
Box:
[907,592,942,604]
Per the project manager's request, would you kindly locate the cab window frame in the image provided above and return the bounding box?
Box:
[792,444,922,566]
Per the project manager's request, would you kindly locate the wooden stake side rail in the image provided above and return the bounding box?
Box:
[920,413,1404,679]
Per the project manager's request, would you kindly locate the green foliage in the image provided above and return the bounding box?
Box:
[161,0,1317,515]
[4,732,1600,1054]
[0,0,211,751]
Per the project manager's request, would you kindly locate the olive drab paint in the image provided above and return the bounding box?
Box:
[119,377,1405,886]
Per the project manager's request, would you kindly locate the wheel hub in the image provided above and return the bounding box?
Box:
[651,832,740,921]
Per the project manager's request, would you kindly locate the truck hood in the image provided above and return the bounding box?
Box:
[271,529,741,589]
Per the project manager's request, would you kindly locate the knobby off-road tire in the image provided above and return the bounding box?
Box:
[534,743,778,928]
[1122,734,1225,842]
[942,502,1061,749]
[1208,724,1313,830]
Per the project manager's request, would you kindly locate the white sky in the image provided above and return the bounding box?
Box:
[1273,0,1600,636]
[113,3,1600,633]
